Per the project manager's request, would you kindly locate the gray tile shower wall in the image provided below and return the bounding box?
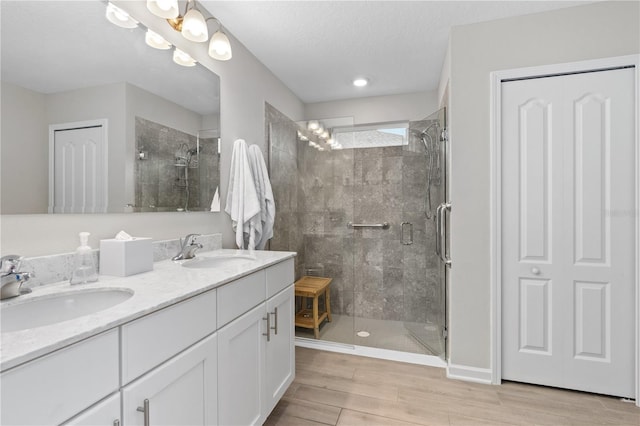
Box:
[266,104,305,278]
[266,104,442,324]
[135,117,219,212]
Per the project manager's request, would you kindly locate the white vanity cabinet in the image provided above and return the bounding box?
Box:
[0,329,120,426]
[121,289,218,426]
[63,393,121,426]
[217,259,295,425]
[217,303,267,425]
[264,284,295,413]
[122,333,218,426]
[0,254,295,426]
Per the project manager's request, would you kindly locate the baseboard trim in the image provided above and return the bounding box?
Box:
[295,337,447,368]
[447,363,493,384]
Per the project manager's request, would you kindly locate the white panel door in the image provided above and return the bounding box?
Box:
[52,125,106,213]
[502,67,635,397]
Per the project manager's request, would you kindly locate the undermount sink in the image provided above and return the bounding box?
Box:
[0,288,134,333]
[181,253,257,269]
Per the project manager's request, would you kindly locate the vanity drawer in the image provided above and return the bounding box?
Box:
[121,289,217,384]
[266,258,294,298]
[217,270,266,327]
[0,329,119,426]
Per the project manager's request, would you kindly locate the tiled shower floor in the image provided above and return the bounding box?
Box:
[295,314,443,356]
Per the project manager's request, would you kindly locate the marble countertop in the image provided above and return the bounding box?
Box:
[0,249,296,372]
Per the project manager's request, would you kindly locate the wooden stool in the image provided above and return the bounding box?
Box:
[294,276,332,339]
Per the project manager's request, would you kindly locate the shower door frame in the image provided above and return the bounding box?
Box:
[266,104,449,367]
[404,107,450,361]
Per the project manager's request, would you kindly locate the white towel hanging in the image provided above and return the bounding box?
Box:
[210,186,220,212]
[248,145,275,250]
[224,139,260,249]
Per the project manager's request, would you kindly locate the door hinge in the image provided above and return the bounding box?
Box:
[441,128,448,142]
[442,327,448,339]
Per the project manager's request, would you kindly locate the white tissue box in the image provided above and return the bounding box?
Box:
[99,238,153,277]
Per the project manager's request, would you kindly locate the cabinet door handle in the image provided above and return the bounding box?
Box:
[136,399,150,426]
[113,421,120,426]
[270,307,278,335]
[263,315,271,342]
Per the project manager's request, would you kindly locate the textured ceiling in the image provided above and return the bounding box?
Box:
[201,1,594,103]
[1,1,594,108]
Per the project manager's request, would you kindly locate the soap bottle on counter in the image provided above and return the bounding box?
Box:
[70,232,98,285]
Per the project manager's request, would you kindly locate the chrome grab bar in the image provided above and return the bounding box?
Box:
[347,222,390,229]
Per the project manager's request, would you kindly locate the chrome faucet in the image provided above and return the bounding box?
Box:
[1,255,33,300]
[171,234,203,261]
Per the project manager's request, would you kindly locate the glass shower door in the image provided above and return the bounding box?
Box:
[403,107,448,360]
[267,104,448,360]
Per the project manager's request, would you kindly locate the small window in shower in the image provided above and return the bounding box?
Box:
[332,121,408,149]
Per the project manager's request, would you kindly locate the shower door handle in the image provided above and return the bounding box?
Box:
[437,202,452,267]
[435,204,443,257]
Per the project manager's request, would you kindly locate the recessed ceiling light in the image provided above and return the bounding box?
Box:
[353,78,368,87]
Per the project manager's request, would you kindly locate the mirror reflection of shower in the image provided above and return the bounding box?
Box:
[173,143,200,211]
[414,122,443,219]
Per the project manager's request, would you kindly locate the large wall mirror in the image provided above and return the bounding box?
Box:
[0,0,221,214]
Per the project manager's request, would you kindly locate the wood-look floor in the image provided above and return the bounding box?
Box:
[265,347,639,426]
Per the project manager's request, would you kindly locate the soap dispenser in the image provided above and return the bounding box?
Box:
[70,232,98,285]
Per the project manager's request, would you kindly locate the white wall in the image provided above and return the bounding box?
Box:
[0,82,48,214]
[448,1,639,370]
[304,91,438,124]
[0,1,304,256]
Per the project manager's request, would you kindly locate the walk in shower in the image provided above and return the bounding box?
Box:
[267,104,449,362]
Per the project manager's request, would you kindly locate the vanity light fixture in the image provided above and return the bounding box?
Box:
[105,2,138,28]
[181,7,208,42]
[353,77,369,87]
[173,48,197,67]
[146,0,233,61]
[146,0,179,19]
[145,29,172,50]
[208,22,232,61]
[313,124,324,135]
[307,121,320,131]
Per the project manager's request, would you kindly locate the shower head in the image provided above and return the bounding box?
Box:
[413,122,439,136]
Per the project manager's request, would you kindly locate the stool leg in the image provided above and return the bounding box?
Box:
[313,295,319,339]
[326,288,332,322]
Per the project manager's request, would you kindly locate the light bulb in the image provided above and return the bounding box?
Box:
[173,48,197,67]
[105,3,138,28]
[208,30,232,60]
[145,29,172,50]
[182,8,208,42]
[147,0,179,19]
[353,77,368,87]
